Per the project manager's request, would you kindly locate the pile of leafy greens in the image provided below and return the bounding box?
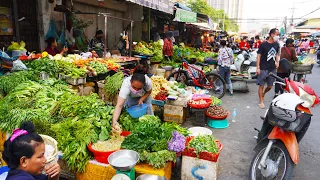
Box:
[0,75,117,172]
[121,115,189,169]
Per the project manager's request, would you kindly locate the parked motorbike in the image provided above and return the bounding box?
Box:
[230,49,257,77]
[249,72,320,180]
[316,48,320,64]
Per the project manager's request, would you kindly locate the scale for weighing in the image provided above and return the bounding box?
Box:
[109,150,139,180]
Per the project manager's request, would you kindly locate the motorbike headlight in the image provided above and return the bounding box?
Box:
[299,87,316,108]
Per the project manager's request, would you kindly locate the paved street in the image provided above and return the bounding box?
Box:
[183,62,320,180]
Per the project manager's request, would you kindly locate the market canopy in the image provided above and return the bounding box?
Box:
[173,8,197,23]
[312,32,320,37]
[187,22,213,30]
[126,0,174,14]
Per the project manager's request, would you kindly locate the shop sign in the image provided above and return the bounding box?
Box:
[127,0,173,14]
[173,8,196,23]
[0,7,13,35]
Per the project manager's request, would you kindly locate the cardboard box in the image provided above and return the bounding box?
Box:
[164,104,187,124]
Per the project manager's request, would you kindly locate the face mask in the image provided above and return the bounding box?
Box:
[130,87,142,94]
[273,36,280,42]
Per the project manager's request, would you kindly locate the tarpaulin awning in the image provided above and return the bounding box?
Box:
[173,8,197,23]
[126,0,173,14]
[312,32,320,37]
[187,23,214,30]
[175,2,192,11]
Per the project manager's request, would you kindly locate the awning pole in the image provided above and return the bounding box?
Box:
[148,9,151,41]
[130,21,133,57]
[104,15,108,60]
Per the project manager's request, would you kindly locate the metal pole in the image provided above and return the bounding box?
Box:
[13,0,20,42]
[148,9,151,41]
[104,15,108,60]
[130,21,133,57]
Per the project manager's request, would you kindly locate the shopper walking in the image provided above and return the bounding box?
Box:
[274,38,298,97]
[256,28,280,109]
[218,40,233,95]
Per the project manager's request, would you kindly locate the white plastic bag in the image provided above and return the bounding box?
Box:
[12,60,28,71]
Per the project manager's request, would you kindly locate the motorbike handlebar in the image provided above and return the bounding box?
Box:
[269,72,285,84]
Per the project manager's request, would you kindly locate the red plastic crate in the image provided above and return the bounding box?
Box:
[182,136,223,162]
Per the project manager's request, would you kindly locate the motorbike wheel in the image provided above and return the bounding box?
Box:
[205,73,226,99]
[167,70,188,84]
[249,142,294,180]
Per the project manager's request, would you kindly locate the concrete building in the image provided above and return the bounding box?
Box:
[208,0,243,25]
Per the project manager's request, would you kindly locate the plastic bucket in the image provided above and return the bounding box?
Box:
[127,104,148,118]
[156,68,166,77]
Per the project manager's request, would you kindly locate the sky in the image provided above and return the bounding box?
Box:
[241,0,320,33]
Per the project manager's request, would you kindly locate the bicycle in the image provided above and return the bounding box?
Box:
[167,59,226,99]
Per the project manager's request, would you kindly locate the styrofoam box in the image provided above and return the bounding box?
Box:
[181,156,218,180]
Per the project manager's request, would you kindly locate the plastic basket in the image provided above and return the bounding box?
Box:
[208,119,229,129]
[205,109,230,120]
[188,99,212,109]
[40,134,58,165]
[87,131,130,164]
[292,64,313,72]
[127,104,148,118]
[183,137,222,162]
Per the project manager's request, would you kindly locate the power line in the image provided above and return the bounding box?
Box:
[299,6,320,18]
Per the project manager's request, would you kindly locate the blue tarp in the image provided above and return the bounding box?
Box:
[175,3,192,12]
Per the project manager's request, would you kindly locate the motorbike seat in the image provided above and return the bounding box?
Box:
[250,61,257,66]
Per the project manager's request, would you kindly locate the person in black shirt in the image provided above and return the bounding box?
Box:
[256,28,280,109]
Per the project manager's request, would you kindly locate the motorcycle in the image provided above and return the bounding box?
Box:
[230,49,257,78]
[249,73,320,180]
[316,48,320,64]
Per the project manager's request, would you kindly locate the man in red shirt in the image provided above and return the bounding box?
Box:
[253,35,262,49]
[239,36,250,50]
[309,40,314,48]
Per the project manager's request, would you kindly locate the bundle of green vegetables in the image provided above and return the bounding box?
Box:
[88,61,108,74]
[121,115,189,168]
[104,72,124,99]
[187,135,219,156]
[55,60,87,78]
[0,74,117,172]
[25,58,59,78]
[0,70,38,96]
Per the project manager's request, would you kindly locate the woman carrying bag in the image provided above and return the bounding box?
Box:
[274,38,298,97]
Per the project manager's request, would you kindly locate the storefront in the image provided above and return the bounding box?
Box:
[0,0,40,52]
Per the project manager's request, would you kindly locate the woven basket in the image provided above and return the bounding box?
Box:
[40,134,58,165]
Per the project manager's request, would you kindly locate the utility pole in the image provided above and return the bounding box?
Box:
[284,16,287,34]
[289,5,296,25]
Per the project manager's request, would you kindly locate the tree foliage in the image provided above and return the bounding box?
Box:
[187,0,239,32]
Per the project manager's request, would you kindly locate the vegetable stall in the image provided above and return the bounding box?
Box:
[0,39,231,180]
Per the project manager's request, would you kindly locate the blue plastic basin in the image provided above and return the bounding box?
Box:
[127,103,148,118]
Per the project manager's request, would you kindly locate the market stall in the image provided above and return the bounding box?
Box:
[0,57,233,179]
